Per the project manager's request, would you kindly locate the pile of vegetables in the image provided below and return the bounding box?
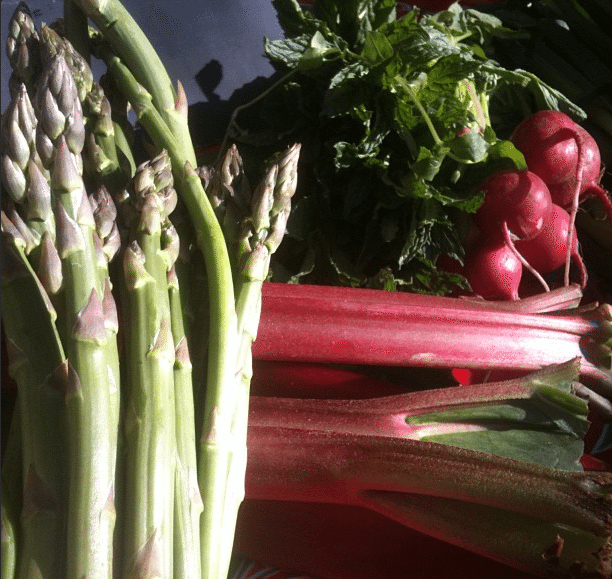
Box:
[1,1,612,579]
[225,0,612,300]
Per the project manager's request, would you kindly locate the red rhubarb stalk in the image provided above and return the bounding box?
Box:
[254,283,612,400]
[245,361,612,579]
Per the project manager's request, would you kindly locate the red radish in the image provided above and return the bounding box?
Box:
[473,169,552,292]
[462,237,522,300]
[510,110,579,185]
[511,110,612,285]
[515,204,587,287]
[474,169,553,241]
[546,125,605,206]
[510,111,610,213]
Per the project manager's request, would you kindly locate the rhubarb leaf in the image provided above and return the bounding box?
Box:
[406,372,590,471]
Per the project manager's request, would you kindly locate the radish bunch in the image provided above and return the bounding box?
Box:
[511,110,611,285]
[460,110,610,300]
[462,168,556,300]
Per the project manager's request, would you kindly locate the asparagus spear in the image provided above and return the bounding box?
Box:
[38,23,129,194]
[168,264,204,579]
[5,2,41,99]
[119,152,178,577]
[199,143,301,576]
[31,49,120,578]
[0,83,53,255]
[1,215,67,579]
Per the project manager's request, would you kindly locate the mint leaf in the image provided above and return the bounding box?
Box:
[264,34,312,68]
[361,30,394,65]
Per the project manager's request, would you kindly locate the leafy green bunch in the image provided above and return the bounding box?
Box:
[227,0,584,293]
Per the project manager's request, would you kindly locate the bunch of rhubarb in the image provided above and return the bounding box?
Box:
[239,282,612,578]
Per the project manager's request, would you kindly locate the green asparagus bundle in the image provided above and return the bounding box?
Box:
[1,2,301,578]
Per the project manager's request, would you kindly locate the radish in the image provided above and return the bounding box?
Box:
[546,125,605,207]
[511,110,612,285]
[474,169,553,241]
[473,168,552,292]
[462,237,523,300]
[515,204,587,287]
[510,112,610,207]
[510,110,579,185]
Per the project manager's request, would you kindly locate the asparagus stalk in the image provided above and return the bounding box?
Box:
[71,0,194,166]
[32,50,120,578]
[1,397,21,579]
[119,152,178,577]
[1,218,67,579]
[168,264,204,579]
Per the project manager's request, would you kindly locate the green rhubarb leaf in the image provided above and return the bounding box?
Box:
[406,365,590,471]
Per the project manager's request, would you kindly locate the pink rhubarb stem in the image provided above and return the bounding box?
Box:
[245,424,611,535]
[254,283,611,399]
[248,360,583,439]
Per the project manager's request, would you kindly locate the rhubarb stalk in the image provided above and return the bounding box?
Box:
[254,283,612,400]
[245,361,612,579]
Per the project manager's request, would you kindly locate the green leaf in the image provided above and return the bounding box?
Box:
[484,65,587,119]
[323,62,371,117]
[312,0,395,48]
[488,139,528,170]
[406,364,589,471]
[448,125,490,163]
[264,34,312,68]
[298,31,341,71]
[361,30,394,65]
